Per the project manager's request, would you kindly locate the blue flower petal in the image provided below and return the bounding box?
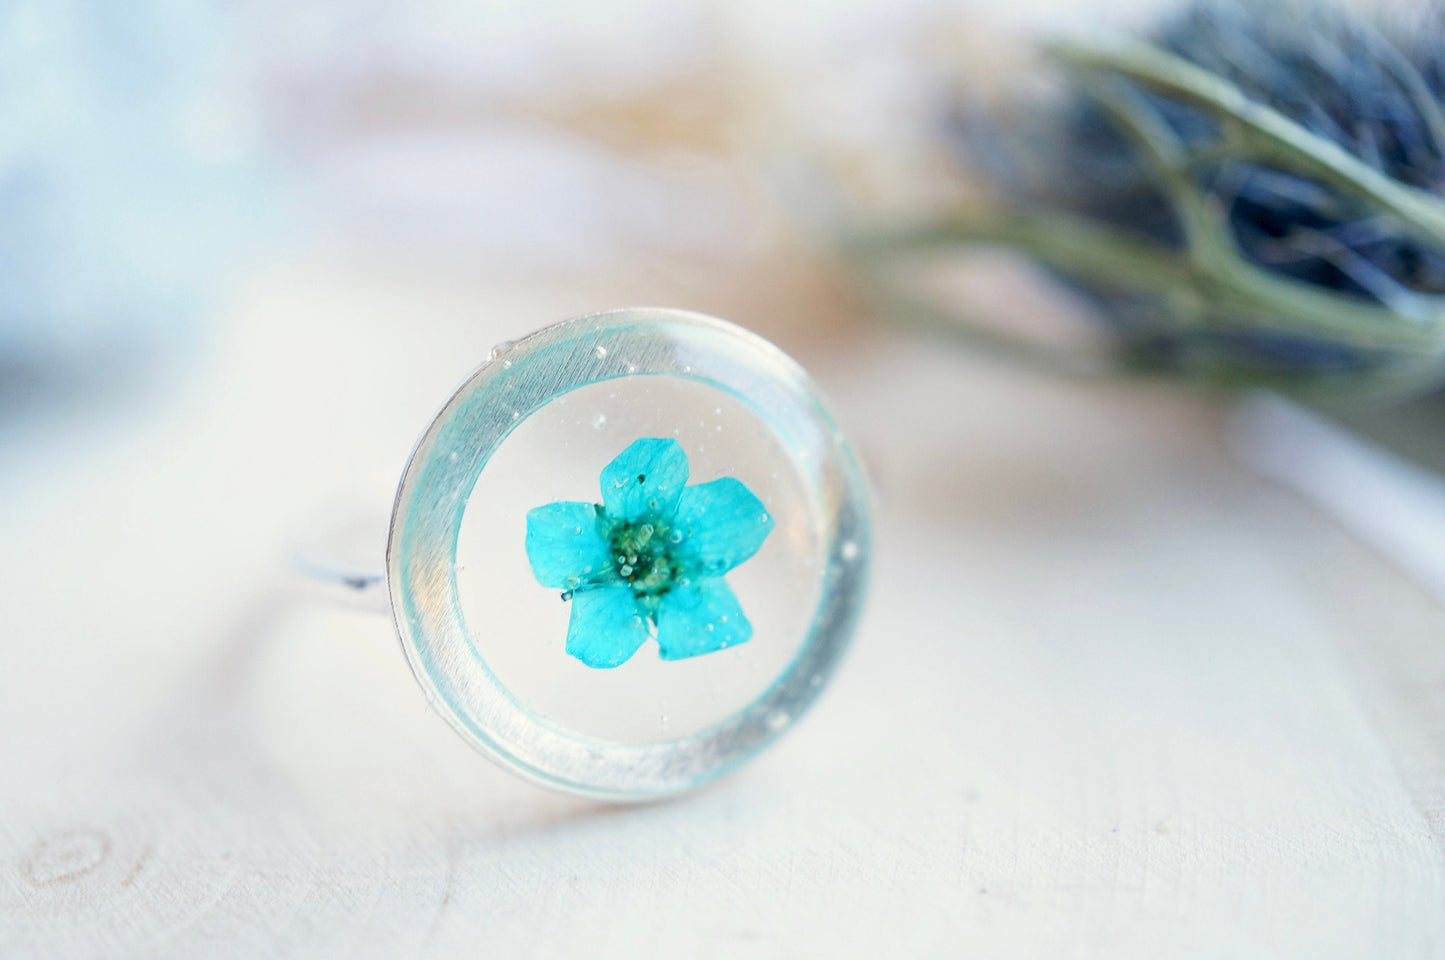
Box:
[525,501,612,589]
[566,585,650,668]
[671,477,774,576]
[656,579,752,660]
[599,438,689,523]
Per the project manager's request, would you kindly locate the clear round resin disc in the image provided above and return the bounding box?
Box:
[386,308,870,799]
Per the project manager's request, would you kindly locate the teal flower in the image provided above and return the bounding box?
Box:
[525,438,774,668]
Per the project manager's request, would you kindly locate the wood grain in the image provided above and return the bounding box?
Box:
[1,261,1442,958]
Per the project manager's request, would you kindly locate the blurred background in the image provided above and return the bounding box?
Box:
[6,0,1445,956]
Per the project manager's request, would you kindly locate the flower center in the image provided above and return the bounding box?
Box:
[605,518,679,598]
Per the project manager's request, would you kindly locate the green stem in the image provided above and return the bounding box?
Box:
[852,207,1445,351]
[849,208,1190,297]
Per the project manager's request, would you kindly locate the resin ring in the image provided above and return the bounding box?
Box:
[387,307,870,799]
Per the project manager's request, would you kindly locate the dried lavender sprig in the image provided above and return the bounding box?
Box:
[852,0,1445,401]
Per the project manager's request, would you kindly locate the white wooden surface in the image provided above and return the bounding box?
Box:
[3,259,1445,958]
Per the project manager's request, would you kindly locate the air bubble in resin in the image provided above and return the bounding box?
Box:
[456,375,825,743]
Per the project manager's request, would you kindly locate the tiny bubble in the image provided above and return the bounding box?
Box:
[631,615,643,628]
[705,623,714,632]
[593,414,607,429]
[714,407,722,415]
[840,540,860,560]
[501,358,512,368]
[620,565,634,576]
[593,345,608,359]
[659,713,670,730]
[810,673,823,687]
[627,363,637,373]
[487,340,513,361]
[758,514,769,523]
[669,530,683,543]
[510,410,520,420]
[448,451,459,462]
[767,711,790,731]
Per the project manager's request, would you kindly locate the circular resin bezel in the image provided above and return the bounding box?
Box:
[386,307,871,799]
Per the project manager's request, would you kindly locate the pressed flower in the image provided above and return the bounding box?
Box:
[525,437,774,668]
